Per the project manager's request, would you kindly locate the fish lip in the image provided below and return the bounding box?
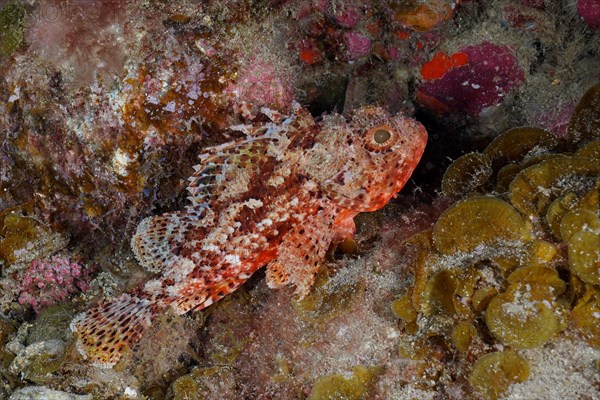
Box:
[388,117,428,189]
[391,115,428,159]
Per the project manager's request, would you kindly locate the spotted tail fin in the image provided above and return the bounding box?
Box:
[71,293,163,368]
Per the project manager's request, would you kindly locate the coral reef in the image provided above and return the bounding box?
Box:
[390,83,600,399]
[0,0,599,398]
[417,42,525,116]
[577,0,600,29]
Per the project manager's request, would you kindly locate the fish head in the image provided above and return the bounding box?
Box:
[314,106,427,212]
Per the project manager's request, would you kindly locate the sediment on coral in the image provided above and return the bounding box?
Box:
[390,82,600,399]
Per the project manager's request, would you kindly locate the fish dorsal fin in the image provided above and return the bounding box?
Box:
[186,137,277,209]
[132,137,280,274]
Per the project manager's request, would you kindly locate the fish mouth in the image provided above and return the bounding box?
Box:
[389,116,428,162]
[393,115,428,155]
[410,121,428,163]
[389,116,428,189]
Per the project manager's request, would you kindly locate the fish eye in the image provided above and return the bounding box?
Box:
[373,129,391,144]
[366,125,396,152]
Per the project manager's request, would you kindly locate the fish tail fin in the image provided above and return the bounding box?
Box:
[71,293,163,368]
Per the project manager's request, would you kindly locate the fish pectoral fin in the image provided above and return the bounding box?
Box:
[291,262,320,300]
[266,261,291,288]
[266,211,335,299]
[71,293,162,368]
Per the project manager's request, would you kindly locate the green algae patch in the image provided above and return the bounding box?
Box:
[560,209,600,243]
[568,230,600,285]
[471,286,498,312]
[483,127,557,170]
[451,321,477,352]
[495,162,521,192]
[22,349,68,384]
[0,347,15,373]
[389,83,600,397]
[485,284,560,349]
[28,304,78,344]
[545,193,579,238]
[468,351,530,400]
[0,205,68,267]
[509,156,600,218]
[507,265,566,296]
[0,318,14,343]
[170,366,237,400]
[0,1,26,59]
[294,274,365,324]
[208,326,248,365]
[432,196,530,256]
[391,294,418,322]
[441,152,492,198]
[422,269,459,317]
[576,139,600,158]
[308,365,381,400]
[571,286,600,348]
[17,305,78,383]
[171,374,203,400]
[0,318,16,371]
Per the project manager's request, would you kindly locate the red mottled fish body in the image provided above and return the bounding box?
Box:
[72,104,427,367]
